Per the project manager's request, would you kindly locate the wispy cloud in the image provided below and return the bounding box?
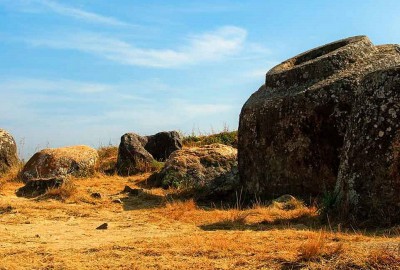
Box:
[41,0,131,26]
[0,78,114,94]
[6,0,132,27]
[27,26,247,68]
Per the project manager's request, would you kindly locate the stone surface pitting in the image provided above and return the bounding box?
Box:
[238,35,400,223]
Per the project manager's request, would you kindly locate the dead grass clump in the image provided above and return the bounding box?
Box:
[298,231,343,261]
[367,247,400,269]
[44,181,78,201]
[0,162,24,183]
[384,225,400,236]
[97,146,118,174]
[164,199,197,220]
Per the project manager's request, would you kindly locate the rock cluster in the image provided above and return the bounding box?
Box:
[20,145,99,182]
[0,129,18,175]
[238,36,400,223]
[116,131,182,175]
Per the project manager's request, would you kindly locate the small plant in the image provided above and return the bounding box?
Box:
[320,190,339,214]
[298,231,343,261]
[97,146,118,174]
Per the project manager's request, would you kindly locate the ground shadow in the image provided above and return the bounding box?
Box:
[199,215,321,232]
[121,191,165,211]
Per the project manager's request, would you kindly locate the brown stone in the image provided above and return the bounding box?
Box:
[20,145,98,182]
[0,129,18,175]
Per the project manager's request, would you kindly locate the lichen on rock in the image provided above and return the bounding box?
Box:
[20,145,98,182]
[238,35,400,224]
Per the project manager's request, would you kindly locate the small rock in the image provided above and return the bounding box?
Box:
[90,192,102,199]
[112,199,123,204]
[123,185,143,196]
[273,194,296,203]
[96,223,108,230]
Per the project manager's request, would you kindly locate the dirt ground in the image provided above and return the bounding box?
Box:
[0,174,399,270]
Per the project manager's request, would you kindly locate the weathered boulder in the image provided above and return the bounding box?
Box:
[116,133,154,175]
[150,144,239,199]
[145,131,182,161]
[20,145,98,182]
[238,36,400,223]
[16,177,64,197]
[336,66,400,224]
[116,131,182,176]
[0,129,18,175]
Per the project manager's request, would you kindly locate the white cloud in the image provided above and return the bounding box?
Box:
[27,26,247,68]
[0,78,114,94]
[10,0,132,27]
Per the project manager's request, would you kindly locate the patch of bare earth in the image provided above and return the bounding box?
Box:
[0,173,399,269]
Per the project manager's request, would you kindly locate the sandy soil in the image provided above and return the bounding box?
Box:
[0,174,399,270]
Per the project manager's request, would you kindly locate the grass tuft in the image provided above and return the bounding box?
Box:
[43,181,78,201]
[298,231,343,261]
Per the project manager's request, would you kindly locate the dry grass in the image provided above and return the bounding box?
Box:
[42,181,79,201]
[298,231,344,261]
[97,146,119,174]
[0,174,399,270]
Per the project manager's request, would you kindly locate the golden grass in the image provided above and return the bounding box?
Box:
[97,146,119,174]
[0,174,399,270]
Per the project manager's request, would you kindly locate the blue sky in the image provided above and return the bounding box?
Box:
[1,0,399,159]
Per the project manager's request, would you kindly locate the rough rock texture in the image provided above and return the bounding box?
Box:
[150,144,239,199]
[145,131,182,161]
[116,131,182,176]
[0,129,18,175]
[238,36,400,223]
[20,145,98,182]
[116,133,153,176]
[336,67,400,224]
[16,177,64,197]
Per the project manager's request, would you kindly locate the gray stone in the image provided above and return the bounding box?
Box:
[335,66,400,224]
[238,35,400,224]
[116,133,153,176]
[145,131,182,161]
[116,131,182,176]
